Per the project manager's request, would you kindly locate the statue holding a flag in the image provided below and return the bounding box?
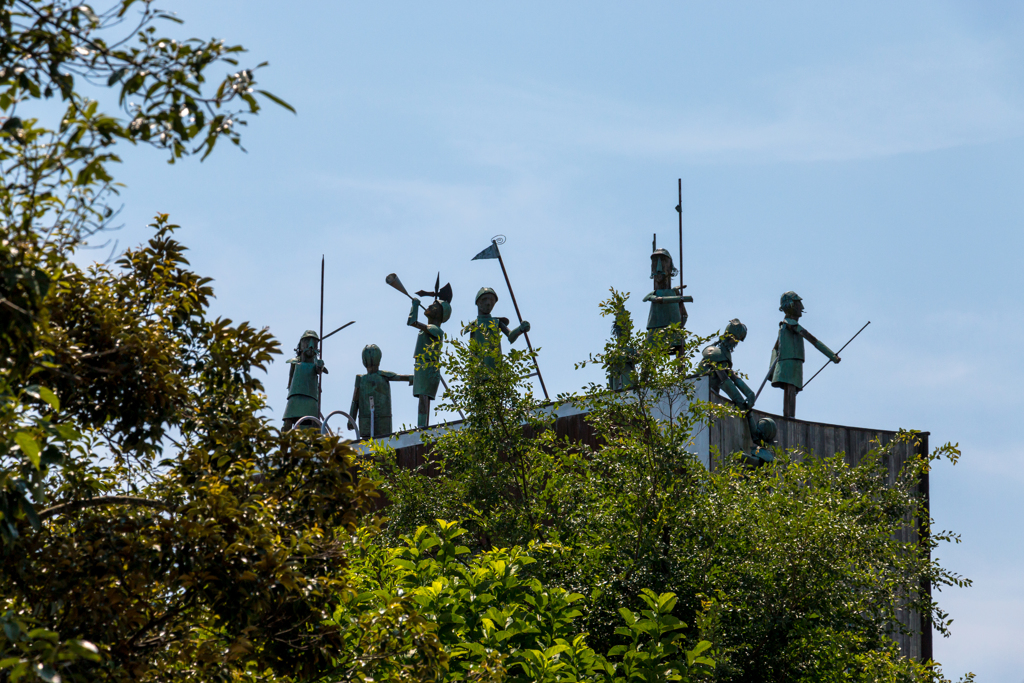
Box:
[471,236,549,400]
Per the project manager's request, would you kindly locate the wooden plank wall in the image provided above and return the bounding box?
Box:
[707,393,931,662]
[387,400,932,662]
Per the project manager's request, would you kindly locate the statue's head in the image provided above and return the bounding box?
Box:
[755,417,777,445]
[723,319,747,347]
[426,300,452,324]
[650,248,677,285]
[297,330,319,359]
[475,287,498,316]
[361,344,382,370]
[779,291,804,318]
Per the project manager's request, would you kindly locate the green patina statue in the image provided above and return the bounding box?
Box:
[408,283,453,428]
[607,312,637,392]
[770,291,840,418]
[699,319,755,409]
[743,414,777,467]
[349,344,412,440]
[463,287,530,367]
[642,247,692,347]
[283,330,327,431]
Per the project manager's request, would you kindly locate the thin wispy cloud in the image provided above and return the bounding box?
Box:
[434,34,1024,165]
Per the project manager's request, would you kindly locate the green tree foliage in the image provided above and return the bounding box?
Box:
[332,520,715,682]
[367,290,972,682]
[0,3,433,681]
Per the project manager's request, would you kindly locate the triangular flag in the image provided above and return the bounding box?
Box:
[472,242,500,260]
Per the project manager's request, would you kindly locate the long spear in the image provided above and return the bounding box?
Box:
[473,236,549,401]
[676,178,687,350]
[802,321,871,389]
[318,256,325,420]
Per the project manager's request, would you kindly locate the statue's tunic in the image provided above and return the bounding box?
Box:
[351,370,398,439]
[645,289,683,330]
[284,360,319,420]
[771,318,807,390]
[413,324,444,400]
[469,315,504,367]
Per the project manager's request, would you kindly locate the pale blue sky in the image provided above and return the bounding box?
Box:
[87,2,1024,678]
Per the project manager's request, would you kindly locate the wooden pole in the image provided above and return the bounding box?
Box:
[493,241,550,401]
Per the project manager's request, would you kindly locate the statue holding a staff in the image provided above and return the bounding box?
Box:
[642,241,692,349]
[770,291,841,418]
[283,330,327,431]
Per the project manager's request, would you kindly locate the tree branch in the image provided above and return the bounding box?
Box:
[38,495,170,521]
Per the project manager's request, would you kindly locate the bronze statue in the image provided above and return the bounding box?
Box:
[408,278,453,427]
[463,287,530,367]
[349,344,412,439]
[770,291,840,418]
[743,414,776,467]
[642,246,692,347]
[283,330,327,431]
[699,319,755,409]
[608,312,637,392]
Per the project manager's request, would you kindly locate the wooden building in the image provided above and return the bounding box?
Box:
[359,377,931,662]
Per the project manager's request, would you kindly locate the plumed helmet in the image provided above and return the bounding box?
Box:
[724,319,747,343]
[756,417,777,443]
[428,299,453,323]
[650,248,678,277]
[300,329,319,341]
[475,286,498,304]
[361,343,382,367]
[779,291,802,311]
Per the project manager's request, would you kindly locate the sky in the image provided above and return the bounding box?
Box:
[68,2,1024,679]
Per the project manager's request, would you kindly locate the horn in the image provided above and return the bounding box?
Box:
[385,273,410,297]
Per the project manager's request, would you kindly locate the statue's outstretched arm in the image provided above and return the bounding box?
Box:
[507,320,530,344]
[798,325,840,362]
[732,372,756,407]
[717,370,753,410]
[349,376,361,421]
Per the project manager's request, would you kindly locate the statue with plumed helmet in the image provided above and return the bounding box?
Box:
[408,279,453,427]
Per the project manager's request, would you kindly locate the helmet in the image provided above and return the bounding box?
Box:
[361,344,382,367]
[755,417,777,443]
[650,248,678,277]
[779,291,802,311]
[475,287,498,304]
[427,300,453,323]
[300,329,319,341]
[724,319,747,343]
